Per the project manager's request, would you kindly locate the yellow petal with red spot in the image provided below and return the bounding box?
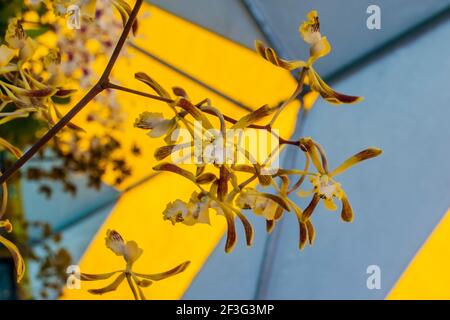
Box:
[330,147,382,177]
[308,68,363,104]
[255,40,306,71]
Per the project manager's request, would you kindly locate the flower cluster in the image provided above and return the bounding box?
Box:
[255,10,362,105]
[132,11,382,252]
[0,4,384,299]
[0,18,76,130]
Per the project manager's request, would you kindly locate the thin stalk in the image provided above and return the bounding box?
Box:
[126,274,140,300]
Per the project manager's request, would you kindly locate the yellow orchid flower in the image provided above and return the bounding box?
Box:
[4,18,38,62]
[298,138,382,222]
[80,230,190,300]
[255,10,362,105]
[134,111,178,138]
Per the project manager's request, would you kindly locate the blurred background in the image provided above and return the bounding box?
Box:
[1,0,450,299]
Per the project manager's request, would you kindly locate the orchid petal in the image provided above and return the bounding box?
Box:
[308,68,363,105]
[134,261,191,281]
[88,273,126,295]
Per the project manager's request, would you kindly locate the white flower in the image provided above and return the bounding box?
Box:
[297,174,343,211]
[163,199,190,225]
[202,138,234,165]
[134,112,176,138]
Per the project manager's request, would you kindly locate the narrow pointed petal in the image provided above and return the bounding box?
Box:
[306,220,315,245]
[18,87,55,98]
[235,210,254,246]
[153,163,195,182]
[195,173,217,184]
[266,219,275,233]
[308,68,363,104]
[274,207,284,220]
[255,40,306,71]
[299,221,307,250]
[177,98,213,130]
[224,210,237,253]
[297,189,314,198]
[231,104,276,129]
[88,273,126,295]
[288,200,303,222]
[231,164,256,174]
[303,194,320,221]
[80,270,122,281]
[154,145,177,161]
[54,88,77,98]
[135,72,171,98]
[172,87,189,98]
[135,261,191,281]
[112,0,139,36]
[341,195,354,222]
[138,280,152,287]
[330,148,383,177]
